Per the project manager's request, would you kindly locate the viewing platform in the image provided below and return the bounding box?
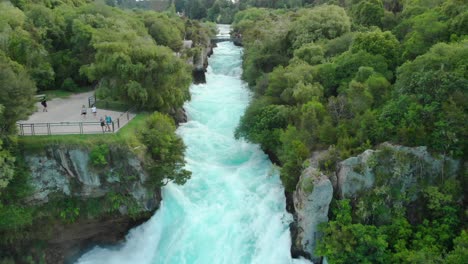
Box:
[17,91,135,136]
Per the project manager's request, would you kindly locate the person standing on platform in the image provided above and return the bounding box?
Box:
[105,115,112,132]
[100,117,106,133]
[81,105,87,118]
[41,97,48,112]
[92,105,97,116]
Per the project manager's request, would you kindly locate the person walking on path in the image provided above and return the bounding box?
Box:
[100,117,106,133]
[41,97,48,112]
[81,105,87,118]
[92,105,97,116]
[105,115,112,132]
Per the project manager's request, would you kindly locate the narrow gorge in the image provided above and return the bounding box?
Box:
[75,32,310,264]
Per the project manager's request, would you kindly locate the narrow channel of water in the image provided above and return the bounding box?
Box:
[76,27,310,264]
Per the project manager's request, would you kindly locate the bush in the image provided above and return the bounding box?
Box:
[139,112,191,186]
[89,144,109,166]
[61,78,79,92]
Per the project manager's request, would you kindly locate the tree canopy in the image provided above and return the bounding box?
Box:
[232,1,467,261]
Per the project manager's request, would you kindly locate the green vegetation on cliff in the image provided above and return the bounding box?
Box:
[232,0,467,262]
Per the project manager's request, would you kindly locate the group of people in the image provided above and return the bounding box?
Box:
[81,104,97,117]
[40,97,114,133]
[100,115,113,132]
[81,105,113,132]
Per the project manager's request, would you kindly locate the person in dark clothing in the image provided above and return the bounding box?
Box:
[100,117,106,133]
[41,97,48,112]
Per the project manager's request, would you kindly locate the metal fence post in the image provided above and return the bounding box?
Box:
[117,118,120,129]
[20,124,24,136]
[47,123,51,135]
[79,122,83,134]
[31,124,35,136]
[112,121,115,132]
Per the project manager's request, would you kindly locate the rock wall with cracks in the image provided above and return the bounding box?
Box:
[22,145,161,263]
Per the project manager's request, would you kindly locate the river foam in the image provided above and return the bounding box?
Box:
[75,35,311,264]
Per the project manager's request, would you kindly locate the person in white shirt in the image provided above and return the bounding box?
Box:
[92,105,97,116]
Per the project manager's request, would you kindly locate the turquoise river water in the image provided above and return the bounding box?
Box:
[76,40,310,264]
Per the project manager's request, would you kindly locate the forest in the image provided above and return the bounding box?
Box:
[230,0,467,263]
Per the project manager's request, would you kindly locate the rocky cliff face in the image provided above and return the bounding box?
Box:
[25,146,159,210]
[334,143,459,201]
[292,143,461,261]
[22,145,161,263]
[181,39,213,84]
[293,163,332,262]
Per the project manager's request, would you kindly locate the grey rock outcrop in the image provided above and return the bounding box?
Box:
[335,143,460,199]
[293,152,333,262]
[24,146,158,211]
[180,39,213,84]
[21,145,161,263]
[335,149,375,198]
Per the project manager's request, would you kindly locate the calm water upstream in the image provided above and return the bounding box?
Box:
[76,26,310,264]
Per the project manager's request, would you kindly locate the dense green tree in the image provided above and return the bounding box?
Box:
[334,50,391,85]
[235,102,289,153]
[323,33,355,58]
[278,125,309,192]
[446,230,468,264]
[394,41,468,156]
[288,5,351,50]
[352,0,385,27]
[84,42,191,110]
[351,30,400,69]
[0,139,15,191]
[266,62,316,102]
[293,43,324,65]
[138,112,191,186]
[142,12,184,51]
[0,55,36,134]
[317,199,389,263]
[74,3,192,111]
[0,2,54,90]
[400,9,449,59]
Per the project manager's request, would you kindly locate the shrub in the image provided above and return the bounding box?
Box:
[89,144,109,166]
